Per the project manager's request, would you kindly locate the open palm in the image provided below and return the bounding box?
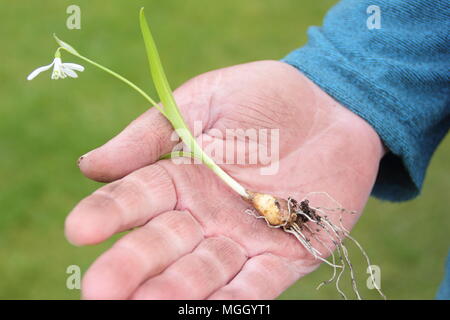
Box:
[66,60,385,299]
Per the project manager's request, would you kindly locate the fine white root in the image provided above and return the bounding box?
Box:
[291,223,323,256]
[244,208,286,229]
[340,240,362,300]
[317,212,362,299]
[306,216,349,299]
[301,191,357,215]
[303,223,339,289]
[335,244,347,300]
[283,227,317,257]
[284,226,342,269]
[339,225,387,300]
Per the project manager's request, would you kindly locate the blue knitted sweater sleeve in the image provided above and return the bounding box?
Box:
[281,0,450,201]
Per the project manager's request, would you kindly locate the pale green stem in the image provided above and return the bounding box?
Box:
[160,151,198,160]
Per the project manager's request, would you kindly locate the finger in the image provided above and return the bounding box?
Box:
[131,236,248,300]
[78,108,175,182]
[65,163,176,245]
[81,210,204,300]
[208,253,308,300]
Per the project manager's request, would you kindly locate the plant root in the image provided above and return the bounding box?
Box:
[245,190,386,300]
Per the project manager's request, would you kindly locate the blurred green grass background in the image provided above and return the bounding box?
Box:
[0,0,448,299]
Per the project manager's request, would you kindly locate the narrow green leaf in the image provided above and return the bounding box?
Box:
[138,8,248,198]
[139,8,196,157]
[53,34,79,55]
[139,8,183,122]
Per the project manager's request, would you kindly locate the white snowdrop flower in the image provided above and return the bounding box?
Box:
[27,57,84,81]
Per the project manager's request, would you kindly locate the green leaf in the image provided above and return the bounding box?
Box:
[53,34,79,55]
[138,8,248,198]
[139,8,196,156]
[139,8,183,122]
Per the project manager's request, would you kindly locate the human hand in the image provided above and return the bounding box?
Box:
[65,60,385,299]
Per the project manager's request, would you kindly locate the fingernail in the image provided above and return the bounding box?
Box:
[77,155,85,166]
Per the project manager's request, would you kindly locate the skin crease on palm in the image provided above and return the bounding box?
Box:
[65,60,385,300]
